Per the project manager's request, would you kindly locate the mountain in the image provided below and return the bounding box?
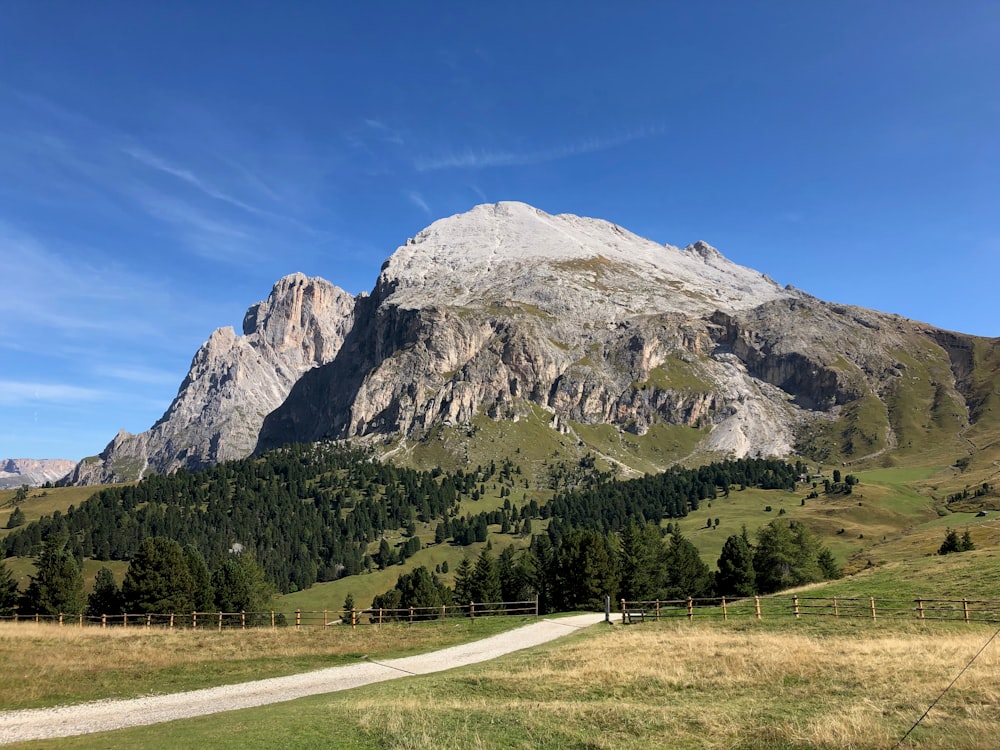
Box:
[0,458,77,488]
[69,273,355,484]
[72,202,1000,485]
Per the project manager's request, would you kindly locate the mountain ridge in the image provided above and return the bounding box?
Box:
[70,202,1000,486]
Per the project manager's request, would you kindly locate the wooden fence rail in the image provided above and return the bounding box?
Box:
[620,596,1000,625]
[0,598,540,630]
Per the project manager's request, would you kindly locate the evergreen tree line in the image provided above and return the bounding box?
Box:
[543,457,801,532]
[1,444,517,593]
[1,534,275,619]
[368,517,840,618]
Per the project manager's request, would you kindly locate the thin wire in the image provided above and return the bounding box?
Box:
[894,621,1000,748]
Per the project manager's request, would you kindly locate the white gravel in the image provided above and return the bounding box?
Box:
[0,613,605,744]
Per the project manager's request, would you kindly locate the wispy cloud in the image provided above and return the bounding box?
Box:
[407,190,431,215]
[122,145,269,217]
[91,364,184,387]
[0,380,107,407]
[364,118,405,145]
[413,124,664,172]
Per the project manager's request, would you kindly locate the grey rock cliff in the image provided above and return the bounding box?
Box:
[70,273,354,484]
[73,202,1000,483]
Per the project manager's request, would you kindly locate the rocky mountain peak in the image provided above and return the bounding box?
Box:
[70,273,356,483]
[377,202,798,320]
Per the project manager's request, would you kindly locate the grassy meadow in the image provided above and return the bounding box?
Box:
[0,615,533,711]
[11,615,1000,749]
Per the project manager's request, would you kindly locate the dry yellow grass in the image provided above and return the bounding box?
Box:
[329,621,1000,749]
[0,617,529,709]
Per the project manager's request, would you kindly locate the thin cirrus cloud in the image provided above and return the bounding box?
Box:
[0,381,107,407]
[413,125,664,172]
[407,190,431,215]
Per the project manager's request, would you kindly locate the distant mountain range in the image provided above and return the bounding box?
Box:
[68,202,1000,485]
[0,458,76,488]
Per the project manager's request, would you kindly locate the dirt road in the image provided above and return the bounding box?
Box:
[0,613,605,744]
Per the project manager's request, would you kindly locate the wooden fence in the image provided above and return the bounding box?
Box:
[0,599,540,630]
[619,596,1000,625]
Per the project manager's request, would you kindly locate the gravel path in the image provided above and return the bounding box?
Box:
[0,613,605,744]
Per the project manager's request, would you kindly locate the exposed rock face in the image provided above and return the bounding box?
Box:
[70,273,354,483]
[0,459,76,488]
[73,201,1000,484]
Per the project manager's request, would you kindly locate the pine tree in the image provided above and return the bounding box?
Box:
[184,546,215,611]
[21,533,84,616]
[121,537,194,614]
[212,552,275,616]
[662,528,713,599]
[619,523,666,601]
[938,528,962,555]
[0,559,18,616]
[716,532,756,596]
[471,548,502,606]
[87,567,123,617]
[960,530,975,552]
[453,556,473,604]
[342,592,355,623]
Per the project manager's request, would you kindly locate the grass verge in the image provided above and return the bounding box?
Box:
[0,615,534,710]
[17,617,1000,749]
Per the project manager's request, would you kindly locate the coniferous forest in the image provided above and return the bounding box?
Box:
[1,444,837,615]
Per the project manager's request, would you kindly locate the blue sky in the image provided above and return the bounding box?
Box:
[1,2,998,461]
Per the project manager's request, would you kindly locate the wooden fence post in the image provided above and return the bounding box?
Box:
[296,609,302,630]
[469,602,474,621]
[79,613,83,627]
[687,597,694,620]
[793,596,800,619]
[917,599,924,620]
[271,610,276,630]
[192,612,197,630]
[351,608,357,629]
[754,596,761,620]
[721,596,728,621]
[59,612,63,626]
[963,598,970,623]
[146,613,151,629]
[123,613,127,629]
[656,599,661,621]
[869,597,877,622]
[378,607,383,625]
[218,611,223,632]
[535,596,539,617]
[833,597,839,618]
[169,613,175,630]
[441,604,446,621]
[241,610,246,630]
[621,598,626,624]
[101,614,107,629]
[409,606,414,624]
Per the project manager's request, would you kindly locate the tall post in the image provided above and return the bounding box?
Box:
[469,601,474,621]
[656,599,661,621]
[409,606,414,624]
[296,609,302,630]
[621,598,626,625]
[721,596,728,621]
[101,614,107,629]
[793,596,800,619]
[218,611,222,632]
[869,597,877,622]
[833,597,839,618]
[169,613,175,630]
[963,598,970,623]
[754,596,761,620]
[192,611,197,630]
[917,598,924,620]
[351,608,357,629]
[241,610,246,630]
[604,595,611,623]
[687,597,693,620]
[535,596,539,617]
[59,613,63,626]
[271,610,276,630]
